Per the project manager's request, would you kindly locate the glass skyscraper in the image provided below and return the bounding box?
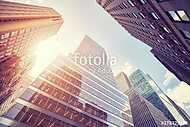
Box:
[129,69,176,122]
[127,88,173,127]
[0,36,133,127]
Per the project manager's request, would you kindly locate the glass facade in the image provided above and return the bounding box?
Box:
[128,89,172,127]
[0,36,133,127]
[129,69,176,122]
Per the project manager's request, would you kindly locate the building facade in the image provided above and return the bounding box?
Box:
[97,0,190,85]
[0,36,133,127]
[128,69,176,122]
[127,88,173,127]
[0,1,63,105]
[116,72,132,93]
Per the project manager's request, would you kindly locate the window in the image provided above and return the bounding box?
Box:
[177,10,190,21]
[163,26,170,33]
[122,1,128,8]
[150,24,155,29]
[168,11,181,21]
[0,39,7,44]
[141,22,146,27]
[128,0,135,7]
[132,13,138,18]
[19,29,25,35]
[140,0,147,4]
[1,33,10,39]
[4,103,24,119]
[139,12,145,19]
[151,12,159,20]
[181,30,190,39]
[159,34,164,39]
[20,89,35,101]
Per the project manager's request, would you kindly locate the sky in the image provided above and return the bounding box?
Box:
[9,0,190,116]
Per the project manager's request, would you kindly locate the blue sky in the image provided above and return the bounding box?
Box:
[11,0,190,117]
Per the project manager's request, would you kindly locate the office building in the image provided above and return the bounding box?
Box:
[0,36,133,127]
[149,77,190,125]
[127,88,173,127]
[73,35,117,87]
[97,0,190,85]
[0,1,63,104]
[129,69,176,121]
[115,72,132,93]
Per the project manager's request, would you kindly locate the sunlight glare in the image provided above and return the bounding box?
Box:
[29,36,61,78]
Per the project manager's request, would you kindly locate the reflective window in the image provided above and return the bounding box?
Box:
[168,11,181,21]
[4,103,24,119]
[140,0,147,4]
[159,34,164,39]
[151,12,159,20]
[139,12,145,19]
[128,0,135,7]
[182,30,190,39]
[150,24,155,29]
[132,12,138,18]
[163,26,170,33]
[177,10,190,21]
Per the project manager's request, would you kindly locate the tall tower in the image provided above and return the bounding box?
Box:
[0,1,63,104]
[149,76,190,125]
[129,69,176,121]
[97,0,190,85]
[127,88,173,127]
[115,72,132,93]
[0,36,134,127]
[73,35,117,87]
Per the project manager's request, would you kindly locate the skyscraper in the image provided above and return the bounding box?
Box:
[0,36,133,127]
[115,72,132,93]
[129,69,176,122]
[96,0,190,85]
[149,76,190,125]
[0,1,63,104]
[127,88,173,127]
[73,35,117,87]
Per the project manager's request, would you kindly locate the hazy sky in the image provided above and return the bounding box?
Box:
[10,0,190,115]
[15,0,179,85]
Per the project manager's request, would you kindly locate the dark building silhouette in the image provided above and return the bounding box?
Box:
[0,1,63,105]
[97,0,190,85]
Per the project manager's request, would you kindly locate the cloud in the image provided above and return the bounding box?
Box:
[166,82,190,113]
[163,70,176,86]
[112,62,137,76]
[123,62,137,75]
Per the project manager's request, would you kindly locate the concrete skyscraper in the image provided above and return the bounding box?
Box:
[116,72,132,93]
[0,1,63,105]
[97,0,190,85]
[0,36,133,127]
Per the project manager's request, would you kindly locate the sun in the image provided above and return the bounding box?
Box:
[29,36,61,78]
